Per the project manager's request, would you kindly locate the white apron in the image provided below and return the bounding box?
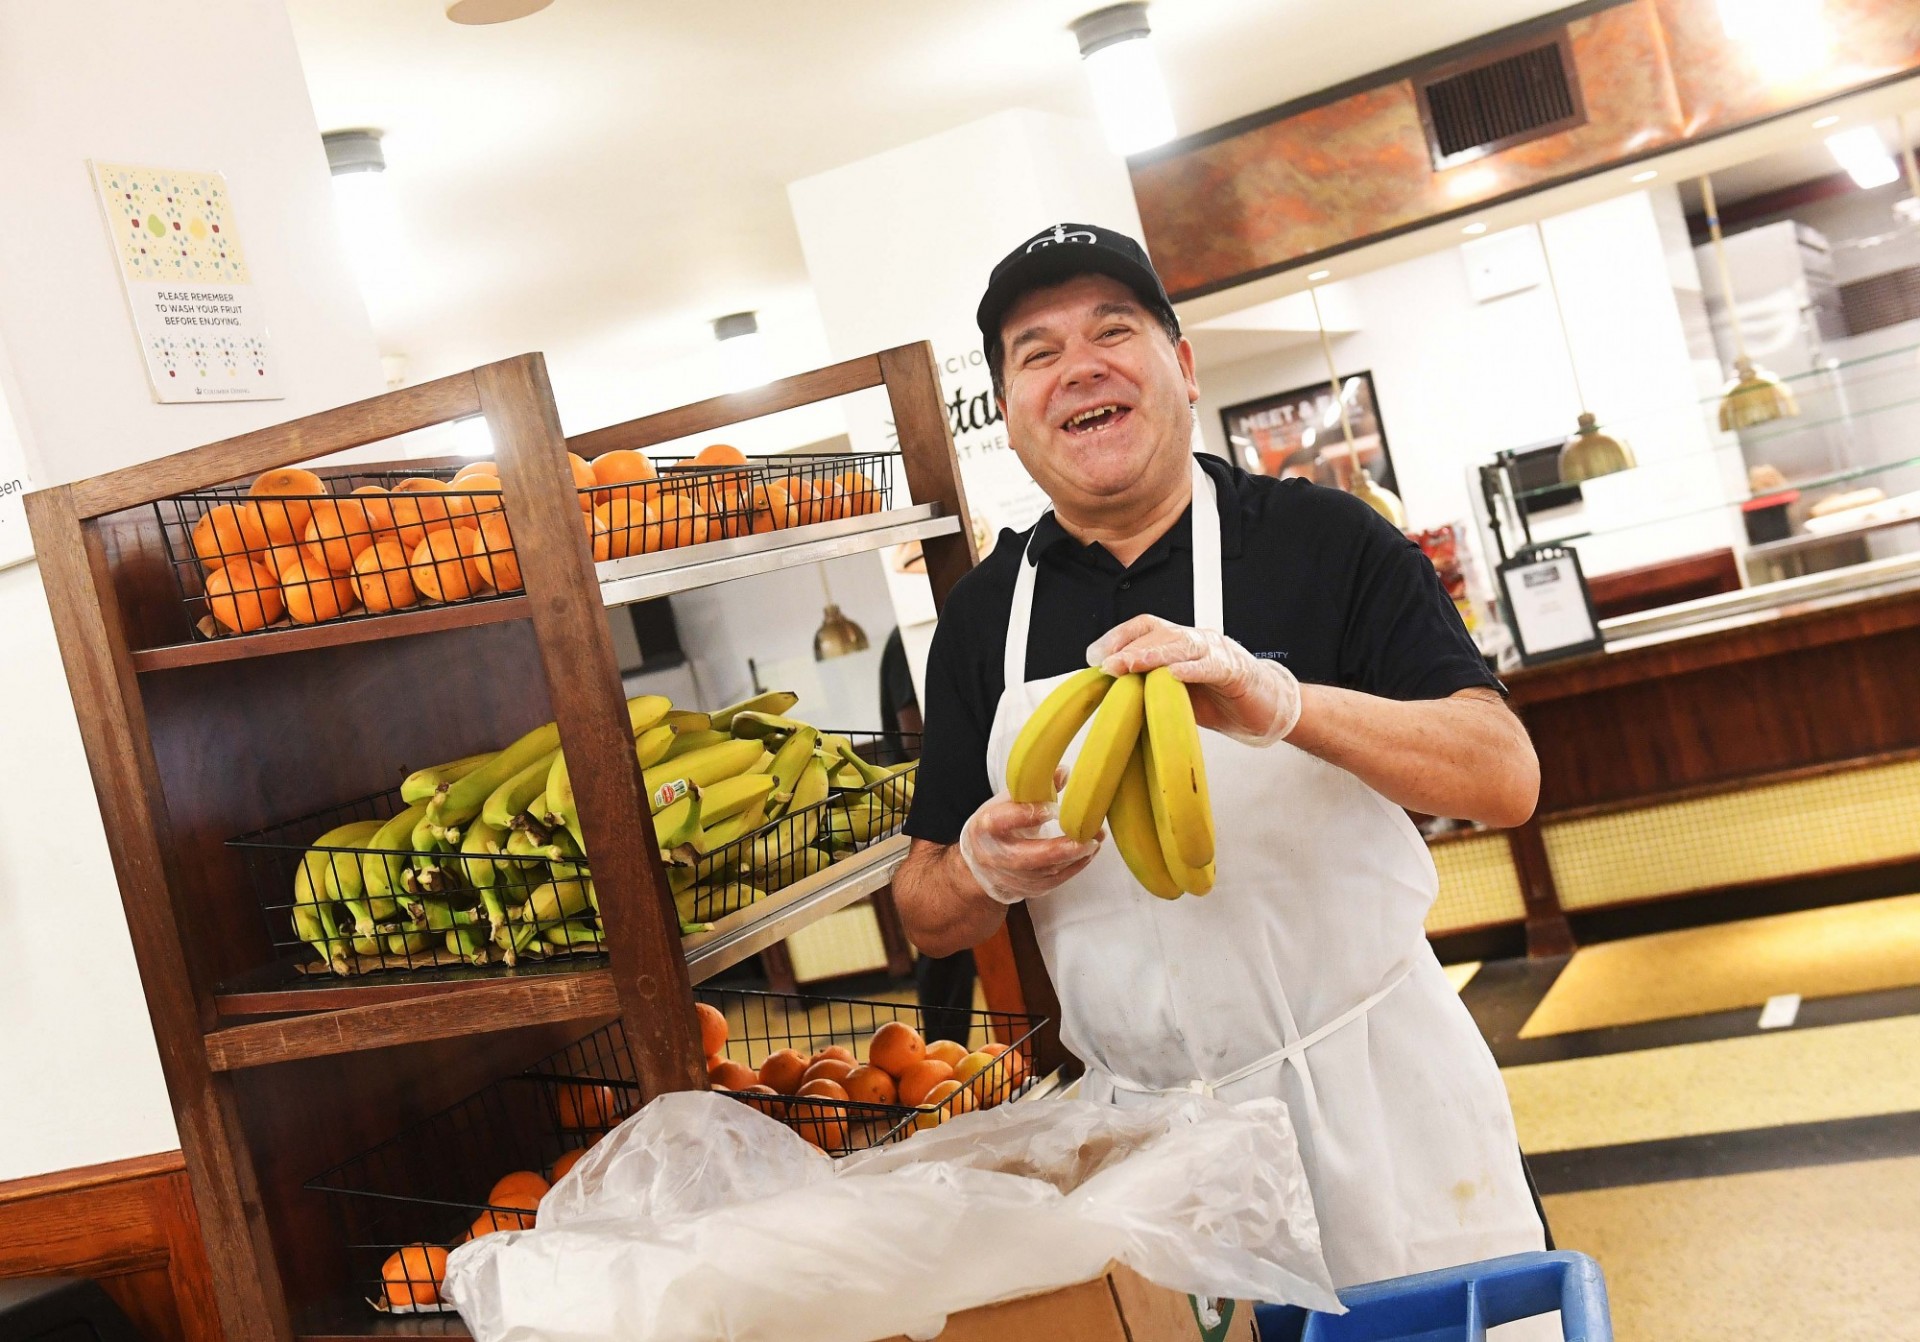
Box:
[984,459,1544,1289]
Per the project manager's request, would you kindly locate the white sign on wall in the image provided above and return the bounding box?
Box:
[90,161,282,403]
[0,371,31,570]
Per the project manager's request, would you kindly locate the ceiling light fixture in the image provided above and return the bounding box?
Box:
[1072,4,1176,156]
[1462,222,1488,235]
[1307,286,1405,527]
[1826,126,1900,189]
[1307,269,1331,281]
[713,311,772,393]
[445,0,553,24]
[1534,223,1637,483]
[1715,0,1827,80]
[1813,114,1842,129]
[1700,175,1799,429]
[323,130,405,297]
[1631,170,1659,183]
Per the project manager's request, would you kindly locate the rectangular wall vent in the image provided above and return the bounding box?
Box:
[1839,266,1920,336]
[1416,31,1586,170]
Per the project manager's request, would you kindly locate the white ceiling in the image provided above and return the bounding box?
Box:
[286,0,1578,413]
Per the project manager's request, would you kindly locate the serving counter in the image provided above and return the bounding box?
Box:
[1424,559,1920,957]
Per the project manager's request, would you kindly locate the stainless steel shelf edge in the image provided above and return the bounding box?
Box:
[1599,550,1920,646]
[596,505,958,607]
[682,834,910,983]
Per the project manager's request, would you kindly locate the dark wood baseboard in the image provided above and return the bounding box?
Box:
[0,1150,219,1342]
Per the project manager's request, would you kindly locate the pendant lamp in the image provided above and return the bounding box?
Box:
[1700,176,1799,431]
[1535,223,1637,484]
[1308,286,1407,527]
[812,566,869,661]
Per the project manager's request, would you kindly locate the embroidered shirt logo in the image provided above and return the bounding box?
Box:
[1252,650,1290,662]
[1027,224,1098,251]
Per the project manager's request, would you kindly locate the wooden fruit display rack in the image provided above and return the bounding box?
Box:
[26,344,1057,1341]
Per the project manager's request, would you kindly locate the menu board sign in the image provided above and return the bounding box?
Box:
[1498,546,1603,664]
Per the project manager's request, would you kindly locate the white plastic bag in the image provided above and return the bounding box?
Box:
[445,1089,1338,1342]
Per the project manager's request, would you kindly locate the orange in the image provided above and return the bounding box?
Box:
[204,561,282,633]
[797,1078,850,1103]
[736,1083,786,1119]
[981,1041,1027,1088]
[351,540,417,613]
[810,1044,856,1068]
[799,1057,855,1089]
[866,1021,925,1079]
[592,498,653,561]
[952,1050,996,1089]
[708,1058,759,1091]
[914,1079,974,1130]
[279,558,357,625]
[549,1147,589,1182]
[410,528,479,603]
[189,502,270,569]
[302,498,377,574]
[814,480,849,521]
[924,1039,969,1069]
[450,460,498,485]
[447,476,504,526]
[747,482,792,534]
[467,513,521,592]
[248,467,326,544]
[469,1189,540,1238]
[837,471,881,515]
[589,448,657,506]
[693,443,748,467]
[790,1101,849,1152]
[696,1002,728,1056]
[553,1082,621,1129]
[381,1244,448,1308]
[654,493,708,548]
[488,1170,551,1205]
[755,1048,809,1095]
[568,452,598,510]
[842,1065,897,1107]
[349,485,397,536]
[388,477,455,549]
[896,1058,956,1108]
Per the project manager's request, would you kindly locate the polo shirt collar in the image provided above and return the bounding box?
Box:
[1025,455,1245,565]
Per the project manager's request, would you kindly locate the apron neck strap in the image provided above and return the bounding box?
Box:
[1003,456,1226,688]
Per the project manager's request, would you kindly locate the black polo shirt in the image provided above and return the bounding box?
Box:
[903,454,1501,846]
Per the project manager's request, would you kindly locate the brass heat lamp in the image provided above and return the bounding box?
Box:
[811,566,869,661]
[1700,176,1798,432]
[1308,286,1407,527]
[1534,222,1637,484]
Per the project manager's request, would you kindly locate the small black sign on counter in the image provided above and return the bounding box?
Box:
[1498,545,1603,665]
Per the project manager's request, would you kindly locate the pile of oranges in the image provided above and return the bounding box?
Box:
[696,1003,1025,1153]
[185,445,883,635]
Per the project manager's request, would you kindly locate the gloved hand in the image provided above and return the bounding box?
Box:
[1088,614,1302,746]
[958,773,1102,905]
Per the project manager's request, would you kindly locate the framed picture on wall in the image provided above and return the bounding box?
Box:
[1220,370,1398,497]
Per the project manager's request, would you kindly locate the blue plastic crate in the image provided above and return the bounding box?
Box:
[1255,1251,1610,1341]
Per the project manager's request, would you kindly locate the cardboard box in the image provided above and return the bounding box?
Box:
[877,1263,1254,1342]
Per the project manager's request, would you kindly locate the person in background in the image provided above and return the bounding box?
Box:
[880,626,974,1046]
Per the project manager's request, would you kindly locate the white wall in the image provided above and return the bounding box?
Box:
[0,0,384,1181]
[1194,190,1745,577]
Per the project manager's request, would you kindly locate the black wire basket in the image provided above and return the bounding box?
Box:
[227,786,601,980]
[671,730,919,928]
[695,987,1044,1156]
[306,1024,641,1316]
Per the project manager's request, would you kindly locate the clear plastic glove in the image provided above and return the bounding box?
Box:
[1089,614,1302,746]
[959,773,1101,905]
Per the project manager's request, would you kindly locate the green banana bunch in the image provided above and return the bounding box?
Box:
[1142,667,1214,873]
[482,748,560,831]
[400,749,496,805]
[300,819,385,934]
[405,896,485,933]
[1108,737,1183,900]
[1059,672,1146,844]
[543,921,604,950]
[521,872,596,928]
[290,862,351,976]
[708,690,797,733]
[1006,667,1113,803]
[445,924,491,966]
[386,928,434,957]
[457,820,517,963]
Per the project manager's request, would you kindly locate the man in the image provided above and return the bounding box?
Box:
[893,223,1546,1288]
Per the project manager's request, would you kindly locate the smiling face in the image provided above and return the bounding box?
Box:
[996,273,1199,520]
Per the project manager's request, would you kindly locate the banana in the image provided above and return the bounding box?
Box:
[667,862,699,894]
[459,820,502,887]
[688,792,773,858]
[708,690,798,733]
[662,709,712,733]
[634,723,678,768]
[521,873,596,927]
[831,740,892,789]
[290,862,352,975]
[1107,737,1183,900]
[405,896,485,933]
[300,819,385,933]
[386,929,434,956]
[750,845,835,890]
[1140,728,1213,896]
[545,750,588,856]
[744,757,828,869]
[1006,668,1114,803]
[675,881,765,924]
[1059,672,1146,843]
[400,749,495,805]
[544,920,604,950]
[660,728,729,760]
[1142,667,1214,870]
[829,759,867,789]
[643,739,768,807]
[481,748,561,831]
[698,773,777,825]
[445,925,491,966]
[728,710,807,741]
[652,787,704,847]
[762,726,819,816]
[504,826,566,863]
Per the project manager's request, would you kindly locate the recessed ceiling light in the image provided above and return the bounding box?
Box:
[1813,114,1842,128]
[1462,222,1488,235]
[1826,127,1899,189]
[446,0,552,22]
[1307,269,1331,281]
[1073,4,1176,156]
[1631,170,1659,183]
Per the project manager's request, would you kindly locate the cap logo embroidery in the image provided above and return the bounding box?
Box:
[1027,224,1098,251]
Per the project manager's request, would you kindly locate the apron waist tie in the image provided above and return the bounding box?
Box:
[1097,958,1418,1101]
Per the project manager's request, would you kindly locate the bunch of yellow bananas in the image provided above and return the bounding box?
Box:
[1004,667,1214,899]
[285,688,921,974]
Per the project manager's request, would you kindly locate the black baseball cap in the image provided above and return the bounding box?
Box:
[976,222,1179,362]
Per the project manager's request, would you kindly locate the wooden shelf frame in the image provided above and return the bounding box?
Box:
[25,342,986,1342]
